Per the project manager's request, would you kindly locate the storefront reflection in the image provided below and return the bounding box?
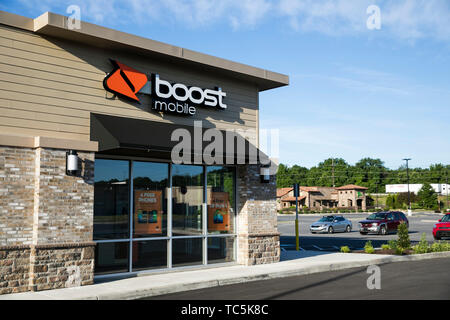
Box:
[172,164,203,236]
[93,159,130,240]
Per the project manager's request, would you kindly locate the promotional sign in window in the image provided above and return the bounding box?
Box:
[134,190,163,235]
[208,192,230,232]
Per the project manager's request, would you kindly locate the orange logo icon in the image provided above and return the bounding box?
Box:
[103,60,148,102]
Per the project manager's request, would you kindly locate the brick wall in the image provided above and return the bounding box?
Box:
[237,165,280,265]
[33,148,95,244]
[0,147,35,246]
[0,145,96,295]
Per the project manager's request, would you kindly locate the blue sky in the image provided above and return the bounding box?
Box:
[2,0,449,169]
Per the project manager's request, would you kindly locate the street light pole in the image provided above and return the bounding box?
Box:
[403,158,412,216]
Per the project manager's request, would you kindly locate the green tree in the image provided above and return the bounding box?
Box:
[386,194,398,209]
[417,183,438,209]
[396,192,418,208]
[397,222,411,250]
[276,163,292,188]
[353,158,387,193]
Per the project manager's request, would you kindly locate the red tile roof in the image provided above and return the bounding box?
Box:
[300,186,319,192]
[277,187,293,197]
[335,184,368,190]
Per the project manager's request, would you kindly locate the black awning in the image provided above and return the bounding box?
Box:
[90,113,269,165]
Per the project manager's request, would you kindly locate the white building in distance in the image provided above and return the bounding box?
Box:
[386,184,449,195]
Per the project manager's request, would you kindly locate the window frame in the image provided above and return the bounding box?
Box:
[93,155,237,278]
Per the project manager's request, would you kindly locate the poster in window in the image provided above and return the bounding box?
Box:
[134,190,162,235]
[208,192,230,232]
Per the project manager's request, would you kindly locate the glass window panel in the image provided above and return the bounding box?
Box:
[208,237,235,264]
[94,159,129,240]
[172,165,204,236]
[94,242,129,275]
[132,240,167,271]
[172,238,203,267]
[132,162,168,238]
[207,166,235,234]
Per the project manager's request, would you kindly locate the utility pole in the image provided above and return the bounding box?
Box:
[403,158,412,216]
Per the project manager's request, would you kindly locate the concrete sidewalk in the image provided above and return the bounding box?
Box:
[1,250,450,300]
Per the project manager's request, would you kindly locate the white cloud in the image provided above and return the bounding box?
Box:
[11,0,450,40]
[278,0,450,41]
[382,0,450,41]
[278,0,371,35]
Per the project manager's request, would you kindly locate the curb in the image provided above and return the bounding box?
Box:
[2,251,450,300]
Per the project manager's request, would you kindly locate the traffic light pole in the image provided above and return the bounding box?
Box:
[294,183,299,251]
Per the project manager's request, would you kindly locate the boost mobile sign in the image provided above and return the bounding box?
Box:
[103,59,227,116]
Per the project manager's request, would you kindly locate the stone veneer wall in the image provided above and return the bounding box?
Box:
[0,246,30,294]
[237,165,280,265]
[0,145,95,295]
[29,243,94,292]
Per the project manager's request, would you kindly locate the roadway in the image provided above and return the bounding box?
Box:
[144,258,450,300]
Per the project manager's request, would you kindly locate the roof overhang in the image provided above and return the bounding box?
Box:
[0,11,289,92]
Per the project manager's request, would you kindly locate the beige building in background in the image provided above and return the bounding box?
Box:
[277,184,368,211]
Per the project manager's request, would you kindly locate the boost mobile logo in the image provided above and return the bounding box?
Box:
[103,60,227,115]
[103,59,148,102]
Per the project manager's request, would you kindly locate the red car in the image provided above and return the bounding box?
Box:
[433,213,450,240]
[359,211,409,235]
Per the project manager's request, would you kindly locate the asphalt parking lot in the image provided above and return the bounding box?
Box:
[145,258,450,300]
[278,212,445,252]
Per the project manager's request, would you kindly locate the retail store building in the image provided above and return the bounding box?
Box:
[0,11,289,294]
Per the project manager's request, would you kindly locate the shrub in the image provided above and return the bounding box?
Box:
[397,221,411,249]
[340,246,351,253]
[395,247,404,255]
[364,240,375,254]
[413,233,430,254]
[430,242,441,252]
[430,241,450,252]
[388,240,398,250]
[381,244,390,251]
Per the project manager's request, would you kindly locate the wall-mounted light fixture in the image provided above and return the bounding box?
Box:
[260,166,271,183]
[66,150,79,176]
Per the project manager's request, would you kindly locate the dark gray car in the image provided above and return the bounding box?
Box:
[310,215,352,234]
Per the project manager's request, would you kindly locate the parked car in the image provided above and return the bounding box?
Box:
[359,211,409,235]
[310,215,352,234]
[433,213,450,240]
